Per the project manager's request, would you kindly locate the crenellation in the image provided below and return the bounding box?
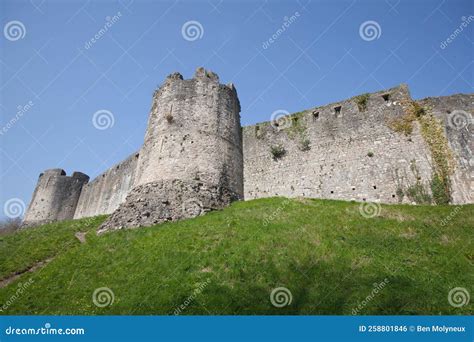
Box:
[98,67,243,232]
[22,70,473,230]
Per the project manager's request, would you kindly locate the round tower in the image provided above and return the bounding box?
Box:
[99,68,242,231]
[23,169,89,226]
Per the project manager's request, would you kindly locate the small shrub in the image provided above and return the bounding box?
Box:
[406,182,432,204]
[411,102,426,118]
[430,175,451,204]
[286,112,307,140]
[367,151,374,157]
[396,187,404,203]
[270,145,286,160]
[299,138,311,151]
[355,93,370,112]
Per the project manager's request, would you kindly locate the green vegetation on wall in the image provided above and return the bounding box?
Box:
[418,114,455,204]
[388,101,455,204]
[270,145,286,160]
[299,138,311,151]
[355,93,370,112]
[285,111,307,140]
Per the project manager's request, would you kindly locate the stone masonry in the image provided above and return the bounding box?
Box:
[98,68,243,232]
[23,169,89,226]
[22,68,473,230]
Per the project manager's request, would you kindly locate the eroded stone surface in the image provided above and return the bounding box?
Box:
[98,67,243,232]
[23,169,89,226]
[22,68,473,230]
[97,179,240,233]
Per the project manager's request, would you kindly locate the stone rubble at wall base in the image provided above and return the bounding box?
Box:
[97,179,240,234]
[22,68,474,231]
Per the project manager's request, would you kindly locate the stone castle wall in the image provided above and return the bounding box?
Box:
[97,68,243,232]
[73,152,139,219]
[243,85,435,203]
[417,94,473,204]
[23,169,89,226]
[22,69,473,228]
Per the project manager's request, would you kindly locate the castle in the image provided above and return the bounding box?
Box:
[23,68,473,231]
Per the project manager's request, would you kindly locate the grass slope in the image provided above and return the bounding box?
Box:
[0,198,472,315]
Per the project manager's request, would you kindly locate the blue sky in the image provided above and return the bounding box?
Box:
[0,0,472,219]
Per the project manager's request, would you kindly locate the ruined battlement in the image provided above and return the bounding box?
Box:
[244,84,411,139]
[98,67,243,232]
[22,68,473,229]
[23,169,90,226]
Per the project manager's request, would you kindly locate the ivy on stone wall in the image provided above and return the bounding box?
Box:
[388,101,455,204]
[418,113,455,204]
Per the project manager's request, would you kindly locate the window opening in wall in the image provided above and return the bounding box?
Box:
[334,106,341,115]
[312,111,319,120]
[373,185,377,189]
[382,94,390,102]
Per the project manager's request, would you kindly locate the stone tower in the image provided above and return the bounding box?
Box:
[98,67,243,232]
[23,169,89,226]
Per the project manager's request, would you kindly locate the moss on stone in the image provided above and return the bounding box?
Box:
[419,113,455,204]
[355,93,370,112]
[388,102,456,204]
[270,145,286,160]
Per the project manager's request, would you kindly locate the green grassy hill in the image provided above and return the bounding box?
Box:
[0,198,472,315]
